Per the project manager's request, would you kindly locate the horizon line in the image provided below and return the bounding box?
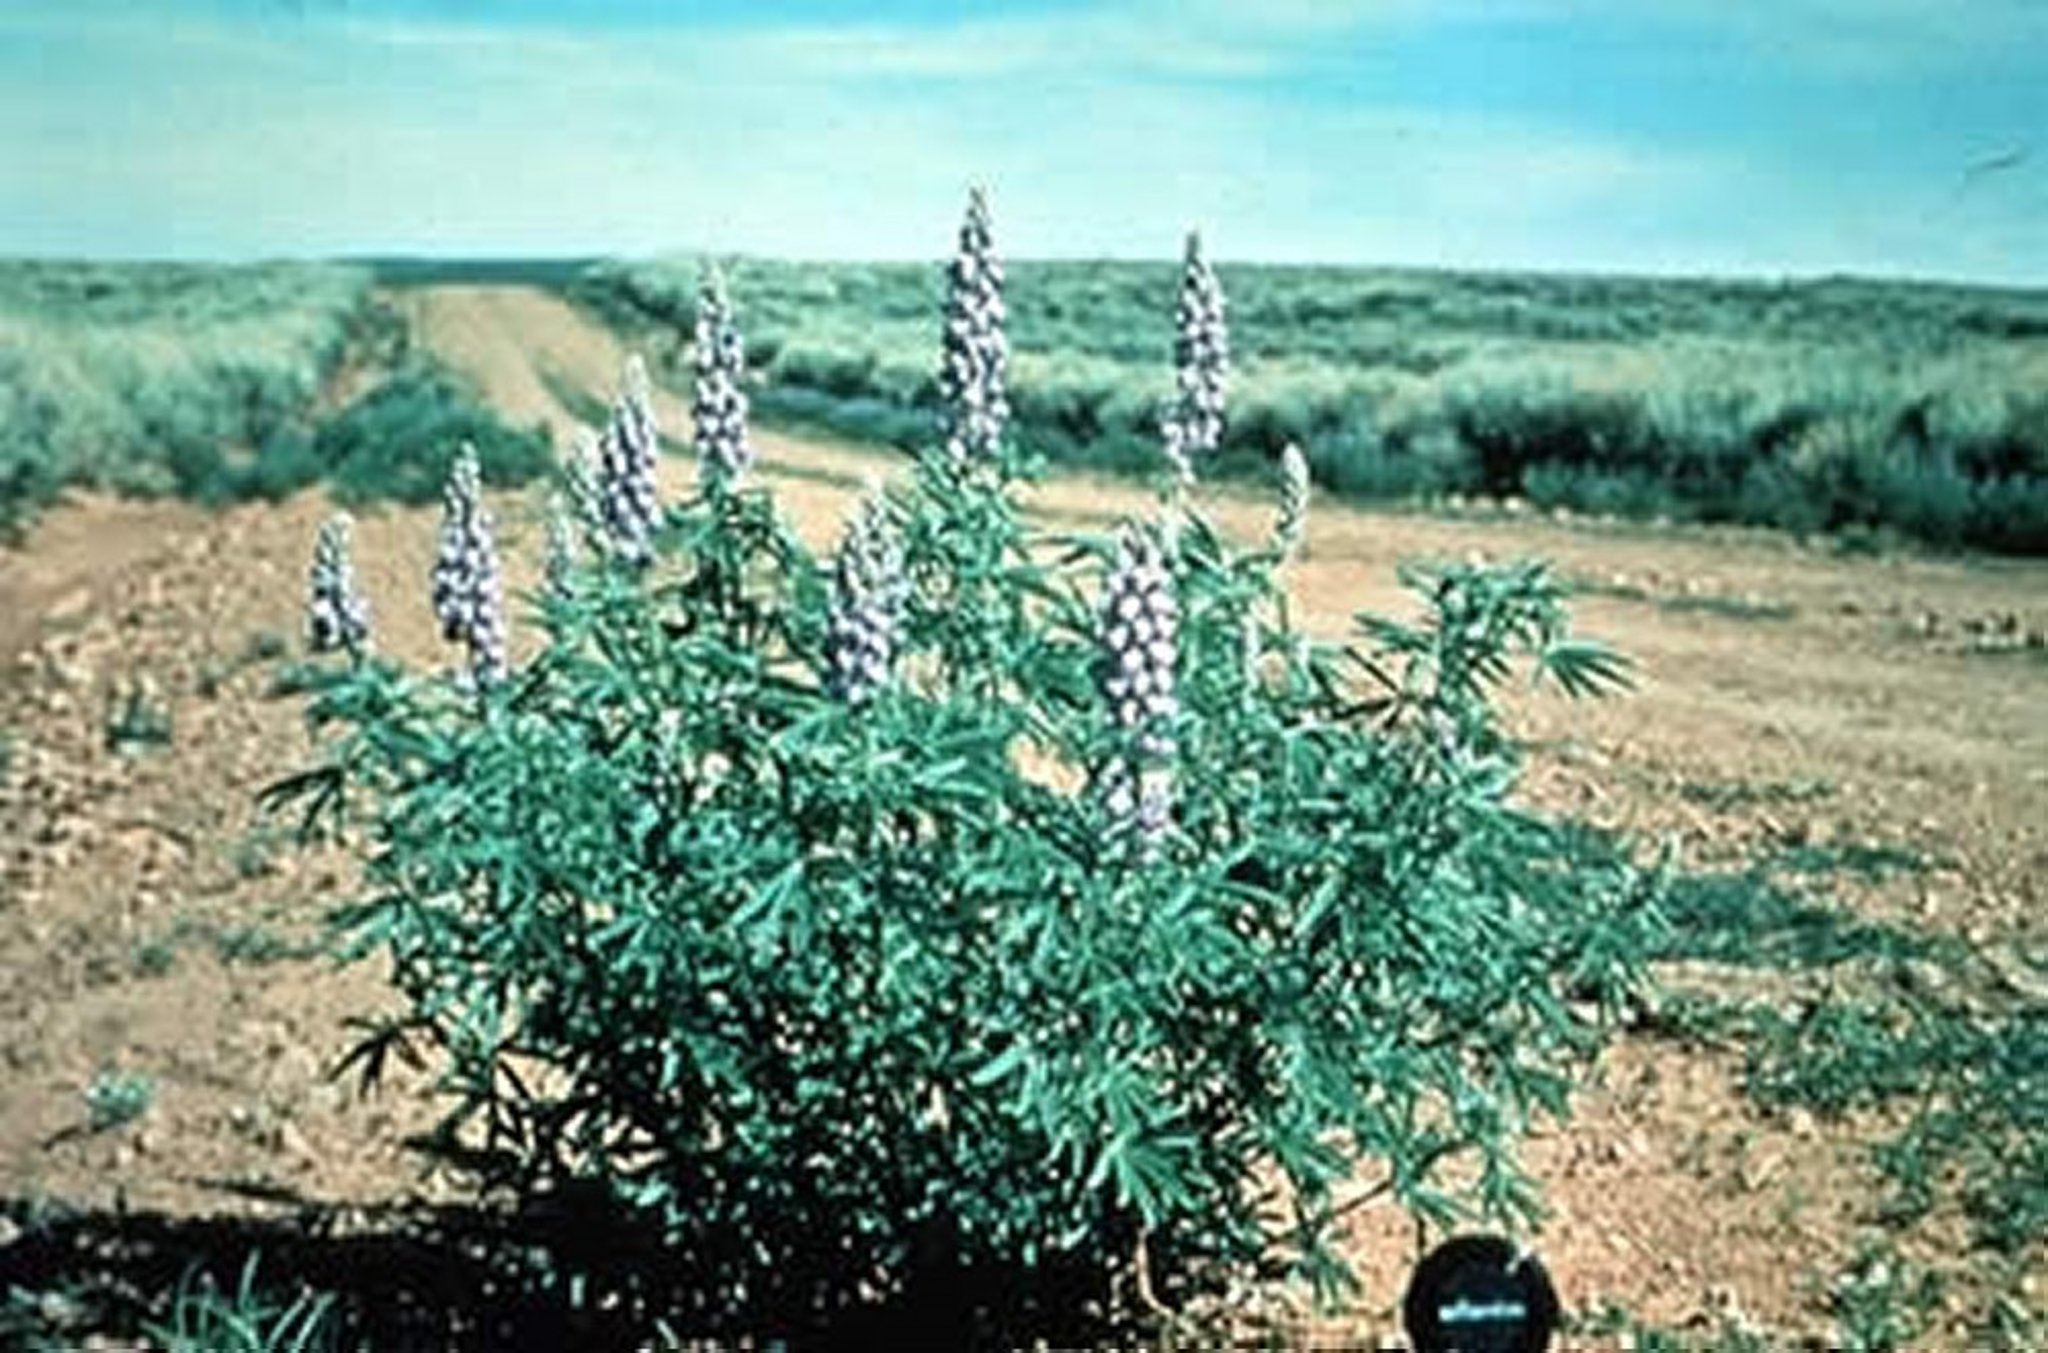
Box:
[3,248,2043,296]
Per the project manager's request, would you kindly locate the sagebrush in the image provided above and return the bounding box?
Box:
[576,254,2048,553]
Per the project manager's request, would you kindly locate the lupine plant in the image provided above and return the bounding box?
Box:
[1274,442,1310,561]
[274,196,1656,1338]
[824,480,908,704]
[543,489,581,600]
[562,430,606,540]
[1095,522,1179,847]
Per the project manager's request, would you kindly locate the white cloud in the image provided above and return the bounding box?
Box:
[0,2,2041,282]
[1458,0,2048,77]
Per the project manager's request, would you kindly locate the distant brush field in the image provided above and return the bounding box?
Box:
[0,261,552,534]
[0,261,373,531]
[574,258,2048,554]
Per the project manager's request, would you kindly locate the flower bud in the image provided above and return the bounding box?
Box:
[693,268,754,488]
[937,187,1010,466]
[1274,442,1309,560]
[1097,522,1179,842]
[544,489,580,598]
[1172,230,1229,468]
[597,358,662,566]
[431,444,507,690]
[825,480,908,704]
[306,512,371,660]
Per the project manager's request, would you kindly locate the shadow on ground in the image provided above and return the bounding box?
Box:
[0,1180,1135,1351]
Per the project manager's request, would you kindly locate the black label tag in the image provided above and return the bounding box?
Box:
[1402,1235,1558,1353]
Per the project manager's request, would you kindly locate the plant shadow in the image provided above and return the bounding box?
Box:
[0,1179,1134,1350]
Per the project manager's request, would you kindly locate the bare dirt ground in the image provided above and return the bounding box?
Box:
[2,285,2043,1347]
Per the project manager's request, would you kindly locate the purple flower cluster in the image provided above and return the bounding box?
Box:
[1098,522,1179,842]
[938,187,1010,467]
[1169,230,1229,468]
[597,357,662,566]
[306,512,371,660]
[693,270,753,488]
[430,444,507,690]
[824,482,907,704]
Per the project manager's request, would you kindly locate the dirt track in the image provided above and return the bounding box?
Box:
[2,285,2042,1344]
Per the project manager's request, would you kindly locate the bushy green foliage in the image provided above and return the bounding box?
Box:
[0,261,373,532]
[0,263,555,526]
[575,257,2048,553]
[276,439,1654,1330]
[305,363,553,506]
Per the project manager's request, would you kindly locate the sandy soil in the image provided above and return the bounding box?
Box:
[2,285,2042,1346]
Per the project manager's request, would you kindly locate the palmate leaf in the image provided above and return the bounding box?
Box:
[327,1014,427,1096]
[1539,637,1635,698]
[255,763,347,844]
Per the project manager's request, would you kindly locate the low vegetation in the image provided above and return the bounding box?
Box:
[1616,826,2045,1346]
[575,256,2048,554]
[0,261,554,535]
[0,261,371,534]
[289,361,553,506]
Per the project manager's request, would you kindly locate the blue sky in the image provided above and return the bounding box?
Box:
[1,1,2043,282]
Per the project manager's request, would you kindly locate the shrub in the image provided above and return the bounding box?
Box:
[277,199,1657,1339]
[0,261,370,529]
[311,363,554,505]
[277,453,1654,1337]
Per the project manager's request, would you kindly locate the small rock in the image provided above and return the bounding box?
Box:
[268,1045,322,1095]
[45,587,93,627]
[276,1120,313,1160]
[48,658,95,689]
